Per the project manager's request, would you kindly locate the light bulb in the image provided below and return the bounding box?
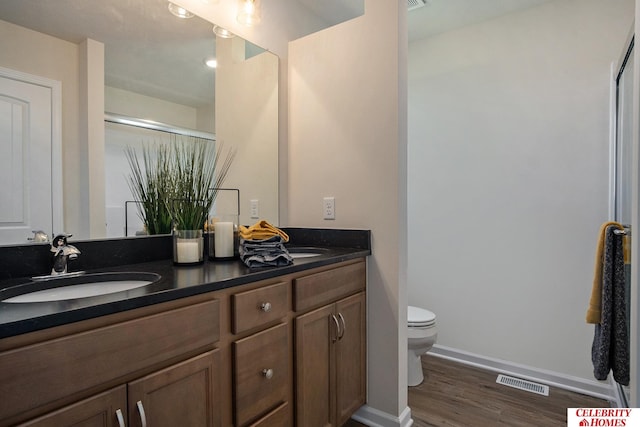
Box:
[168,2,194,19]
[237,0,261,26]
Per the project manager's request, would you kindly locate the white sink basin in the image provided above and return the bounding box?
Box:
[1,272,161,304]
[287,247,329,259]
[289,252,323,259]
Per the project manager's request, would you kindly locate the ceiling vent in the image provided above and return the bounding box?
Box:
[408,0,429,12]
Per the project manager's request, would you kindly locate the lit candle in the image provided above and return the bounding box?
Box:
[214,222,234,258]
[176,239,200,263]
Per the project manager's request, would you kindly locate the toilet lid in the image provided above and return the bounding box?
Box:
[408,306,436,327]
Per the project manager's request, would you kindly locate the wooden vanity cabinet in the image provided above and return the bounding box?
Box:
[2,257,367,427]
[293,261,366,427]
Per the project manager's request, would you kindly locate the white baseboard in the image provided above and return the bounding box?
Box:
[352,405,413,427]
[429,345,615,403]
[609,376,628,408]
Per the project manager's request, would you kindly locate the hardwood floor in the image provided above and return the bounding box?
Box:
[345,354,610,427]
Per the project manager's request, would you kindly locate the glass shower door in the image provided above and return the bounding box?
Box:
[613,35,633,405]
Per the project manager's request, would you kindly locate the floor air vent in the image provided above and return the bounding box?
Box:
[496,374,549,396]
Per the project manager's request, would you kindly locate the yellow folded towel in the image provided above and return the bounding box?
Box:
[586,221,626,324]
[239,220,289,242]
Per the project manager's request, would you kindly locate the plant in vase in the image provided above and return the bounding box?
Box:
[168,137,235,265]
[126,135,235,265]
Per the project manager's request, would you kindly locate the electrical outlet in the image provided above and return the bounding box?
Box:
[323,197,335,220]
[250,199,259,219]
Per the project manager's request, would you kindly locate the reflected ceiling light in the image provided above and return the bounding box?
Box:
[237,0,261,26]
[213,25,235,38]
[168,2,194,18]
[205,59,217,68]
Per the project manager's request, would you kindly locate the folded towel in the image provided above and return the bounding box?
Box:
[239,220,289,242]
[586,222,625,324]
[239,235,293,268]
[591,224,629,385]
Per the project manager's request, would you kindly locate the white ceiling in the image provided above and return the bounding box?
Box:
[0,0,218,109]
[0,0,557,109]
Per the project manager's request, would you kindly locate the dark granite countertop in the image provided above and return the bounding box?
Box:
[0,228,370,339]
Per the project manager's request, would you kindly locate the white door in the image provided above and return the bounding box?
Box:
[0,67,62,244]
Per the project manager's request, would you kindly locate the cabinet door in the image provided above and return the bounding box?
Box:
[127,350,220,427]
[335,293,366,426]
[295,304,336,427]
[18,386,127,427]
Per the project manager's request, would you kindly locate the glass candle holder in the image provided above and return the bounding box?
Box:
[208,215,239,260]
[173,229,204,265]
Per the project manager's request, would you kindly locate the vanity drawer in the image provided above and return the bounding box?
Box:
[233,323,288,427]
[293,260,366,312]
[247,402,290,427]
[231,281,288,334]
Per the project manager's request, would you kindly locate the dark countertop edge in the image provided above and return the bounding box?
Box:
[0,247,370,339]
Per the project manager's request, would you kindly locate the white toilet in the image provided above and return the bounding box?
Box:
[407,305,437,387]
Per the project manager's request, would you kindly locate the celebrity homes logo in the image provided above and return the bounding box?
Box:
[567,408,638,426]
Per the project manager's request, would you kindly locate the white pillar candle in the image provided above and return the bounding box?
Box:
[176,239,200,263]
[214,222,234,258]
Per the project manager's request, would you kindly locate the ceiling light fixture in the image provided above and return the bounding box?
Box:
[205,59,217,68]
[213,25,235,38]
[236,0,261,26]
[168,2,194,19]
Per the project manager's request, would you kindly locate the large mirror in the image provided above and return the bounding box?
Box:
[0,0,279,245]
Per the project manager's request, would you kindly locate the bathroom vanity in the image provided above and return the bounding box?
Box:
[0,229,370,427]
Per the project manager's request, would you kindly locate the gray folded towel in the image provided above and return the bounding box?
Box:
[240,236,293,268]
[591,224,629,385]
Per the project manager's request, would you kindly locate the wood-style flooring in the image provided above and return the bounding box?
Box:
[346,354,610,427]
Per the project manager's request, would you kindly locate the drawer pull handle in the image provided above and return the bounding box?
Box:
[262,368,274,379]
[116,408,126,427]
[260,302,272,312]
[338,312,346,340]
[331,315,341,342]
[136,400,147,427]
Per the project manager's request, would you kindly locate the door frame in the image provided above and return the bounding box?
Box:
[0,66,63,238]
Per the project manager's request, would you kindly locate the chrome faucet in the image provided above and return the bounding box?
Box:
[50,234,81,275]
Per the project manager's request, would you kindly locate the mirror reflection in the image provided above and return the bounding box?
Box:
[0,0,279,245]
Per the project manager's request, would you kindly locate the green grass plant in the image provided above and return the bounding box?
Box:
[125,135,236,234]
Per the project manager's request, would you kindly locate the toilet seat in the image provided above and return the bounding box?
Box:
[408,306,436,328]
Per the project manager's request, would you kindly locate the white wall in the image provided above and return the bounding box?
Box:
[216,37,279,226]
[289,0,409,423]
[408,0,634,382]
[105,86,200,130]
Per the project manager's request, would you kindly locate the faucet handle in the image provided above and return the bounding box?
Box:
[28,230,49,243]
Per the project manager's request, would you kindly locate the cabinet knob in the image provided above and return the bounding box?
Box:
[262,368,274,379]
[260,302,272,312]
